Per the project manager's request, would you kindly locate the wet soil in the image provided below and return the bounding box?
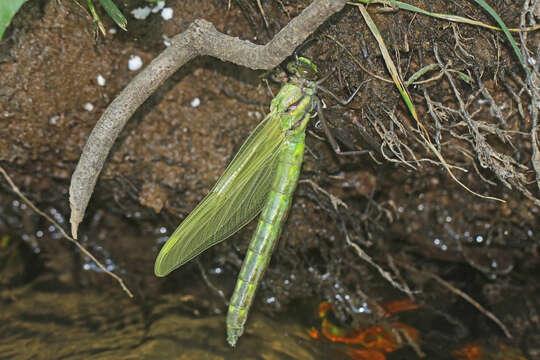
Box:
[0,0,539,358]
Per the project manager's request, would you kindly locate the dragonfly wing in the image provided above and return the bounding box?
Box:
[155,111,284,276]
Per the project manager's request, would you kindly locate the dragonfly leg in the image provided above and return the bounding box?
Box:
[316,99,370,156]
[318,83,362,105]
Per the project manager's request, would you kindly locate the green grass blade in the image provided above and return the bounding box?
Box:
[404,64,439,87]
[356,3,418,121]
[351,1,540,32]
[351,0,529,73]
[0,0,27,40]
[98,0,127,31]
[449,70,472,84]
[470,0,526,72]
[87,0,106,36]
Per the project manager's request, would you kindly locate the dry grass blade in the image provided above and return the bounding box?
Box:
[354,3,418,121]
[256,0,269,28]
[350,0,533,73]
[353,3,505,203]
[350,0,540,32]
[325,34,393,84]
[0,166,134,298]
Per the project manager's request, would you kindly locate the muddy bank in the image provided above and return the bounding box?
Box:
[1,0,539,357]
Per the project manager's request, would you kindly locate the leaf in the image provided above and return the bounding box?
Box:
[98,0,127,31]
[0,0,27,40]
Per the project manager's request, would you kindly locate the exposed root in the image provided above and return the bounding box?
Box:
[519,0,540,191]
[302,179,414,296]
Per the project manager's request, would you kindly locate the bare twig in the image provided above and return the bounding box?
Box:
[69,0,348,239]
[301,179,413,294]
[396,261,512,339]
[347,236,413,295]
[0,166,133,298]
[197,260,228,306]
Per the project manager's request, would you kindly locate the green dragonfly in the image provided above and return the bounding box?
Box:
[154,57,362,346]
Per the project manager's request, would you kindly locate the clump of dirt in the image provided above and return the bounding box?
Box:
[1,0,539,357]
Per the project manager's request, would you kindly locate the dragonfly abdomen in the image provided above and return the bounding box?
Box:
[226,135,306,346]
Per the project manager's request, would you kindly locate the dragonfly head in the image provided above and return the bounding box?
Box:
[287,57,318,81]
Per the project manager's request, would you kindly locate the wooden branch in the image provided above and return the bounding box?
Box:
[69,0,348,239]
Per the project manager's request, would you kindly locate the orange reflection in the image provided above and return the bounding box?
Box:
[452,343,527,360]
[310,301,420,359]
[346,348,386,360]
[452,344,484,360]
[307,327,320,340]
[383,299,420,315]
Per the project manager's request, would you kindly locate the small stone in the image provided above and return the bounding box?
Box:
[131,7,151,20]
[152,1,165,13]
[83,103,94,112]
[96,74,106,86]
[128,55,143,71]
[161,8,173,20]
[190,97,200,108]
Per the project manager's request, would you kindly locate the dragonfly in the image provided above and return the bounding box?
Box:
[154,57,363,346]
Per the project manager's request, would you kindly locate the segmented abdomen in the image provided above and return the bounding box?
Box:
[226,132,306,346]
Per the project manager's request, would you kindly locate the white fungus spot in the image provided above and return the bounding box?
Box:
[97,74,106,86]
[131,7,152,20]
[152,1,165,13]
[190,97,201,108]
[83,103,94,112]
[50,115,60,124]
[161,8,173,20]
[128,55,143,71]
[108,28,117,35]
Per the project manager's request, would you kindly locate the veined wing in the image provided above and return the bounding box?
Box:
[154,110,285,276]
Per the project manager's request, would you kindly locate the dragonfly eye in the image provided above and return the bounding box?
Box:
[287,57,318,80]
